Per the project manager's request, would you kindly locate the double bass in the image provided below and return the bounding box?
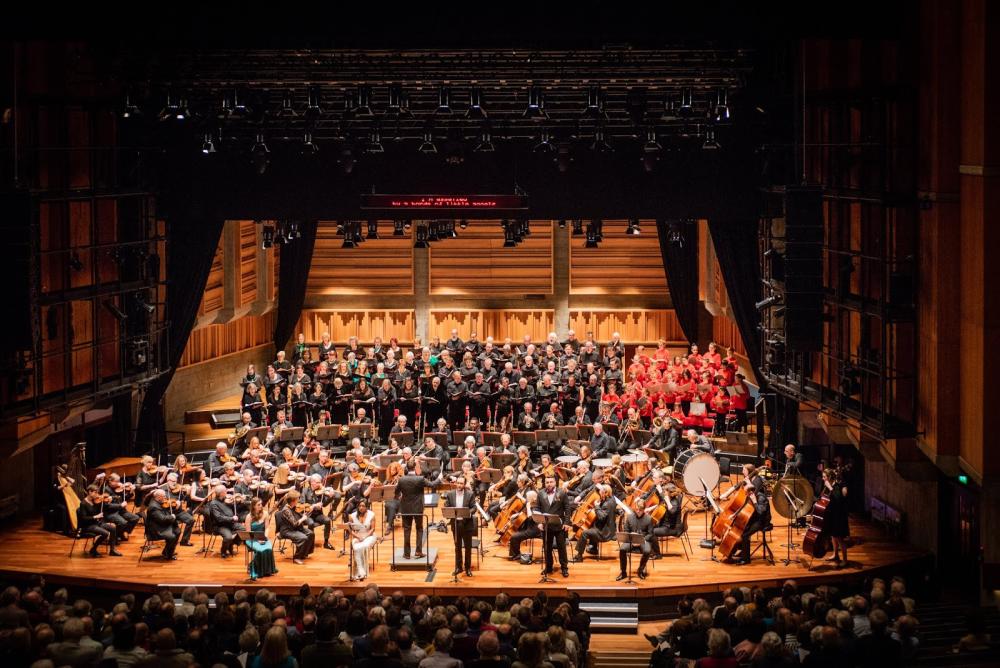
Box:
[801,494,831,558]
[710,484,755,558]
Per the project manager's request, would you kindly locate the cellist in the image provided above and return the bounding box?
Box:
[725,464,770,565]
[571,484,616,562]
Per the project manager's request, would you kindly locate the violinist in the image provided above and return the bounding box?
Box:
[302,474,338,550]
[577,444,594,464]
[275,490,315,565]
[187,469,211,516]
[162,473,196,547]
[147,489,181,560]
[507,489,540,562]
[209,442,235,476]
[378,458,404,535]
[341,462,372,522]
[572,484,616,563]
[537,454,557,481]
[207,483,241,558]
[309,449,340,483]
[78,485,122,557]
[605,454,629,491]
[514,446,532,475]
[100,473,139,539]
[137,456,167,497]
[241,451,269,479]
[235,469,271,509]
[172,455,197,482]
[219,461,240,488]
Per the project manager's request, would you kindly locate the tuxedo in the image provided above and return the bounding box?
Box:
[445,488,477,571]
[536,487,571,573]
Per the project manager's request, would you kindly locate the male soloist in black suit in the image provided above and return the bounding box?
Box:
[536,475,571,577]
[444,482,477,576]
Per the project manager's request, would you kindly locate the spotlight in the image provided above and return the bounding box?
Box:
[262,225,275,248]
[69,253,84,272]
[459,219,468,230]
[558,219,567,229]
[436,86,452,115]
[643,128,662,154]
[367,126,385,153]
[393,220,405,236]
[306,86,323,118]
[121,91,142,119]
[301,131,319,155]
[714,88,730,122]
[661,96,678,122]
[533,129,556,153]
[448,220,458,238]
[134,292,155,314]
[583,85,607,119]
[593,219,604,241]
[336,222,346,235]
[387,84,412,117]
[353,85,374,117]
[289,221,301,239]
[251,133,270,174]
[232,89,250,118]
[418,129,437,154]
[201,132,216,155]
[414,224,429,248]
[158,92,189,121]
[404,220,412,231]
[524,85,547,119]
[278,89,298,118]
[571,219,583,236]
[589,127,613,153]
[474,126,495,153]
[584,222,599,248]
[352,221,365,244]
[679,88,693,115]
[426,222,440,242]
[466,88,487,119]
[702,129,721,150]
[367,220,379,239]
[626,219,641,235]
[755,295,781,311]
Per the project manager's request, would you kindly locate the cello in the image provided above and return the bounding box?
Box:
[570,488,601,541]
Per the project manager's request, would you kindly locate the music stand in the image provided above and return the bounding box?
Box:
[577,425,595,438]
[634,429,653,445]
[368,484,396,536]
[557,426,578,441]
[616,531,645,584]
[314,425,339,442]
[533,512,561,584]
[483,432,504,449]
[392,431,415,448]
[534,429,558,443]
[348,423,374,443]
[441,506,472,582]
[477,468,502,485]
[450,457,472,472]
[424,432,450,449]
[279,427,304,443]
[453,431,475,447]
[699,476,723,563]
[236,530,266,579]
[603,423,620,439]
[512,431,537,448]
[490,452,515,469]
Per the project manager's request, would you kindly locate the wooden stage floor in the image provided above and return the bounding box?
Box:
[0,504,926,602]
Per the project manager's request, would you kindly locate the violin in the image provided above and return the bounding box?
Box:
[160,497,181,509]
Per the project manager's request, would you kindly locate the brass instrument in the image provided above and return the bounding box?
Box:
[622,417,641,442]
[228,424,251,445]
[652,416,664,429]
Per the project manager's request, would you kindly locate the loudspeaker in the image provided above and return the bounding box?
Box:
[783,186,824,352]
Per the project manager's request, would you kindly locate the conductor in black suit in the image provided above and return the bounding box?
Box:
[444,479,477,577]
[397,459,435,559]
[536,475,571,578]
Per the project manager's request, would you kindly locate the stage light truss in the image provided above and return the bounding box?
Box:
[123,47,752,149]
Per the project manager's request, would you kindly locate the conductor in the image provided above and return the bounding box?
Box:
[397,459,434,559]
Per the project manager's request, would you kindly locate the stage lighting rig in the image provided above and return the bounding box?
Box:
[589,126,613,153]
[278,89,298,118]
[714,88,731,122]
[353,85,374,117]
[571,219,583,236]
[366,126,385,153]
[393,220,405,236]
[583,85,607,120]
[121,90,142,119]
[474,126,496,153]
[702,129,721,150]
[134,292,156,314]
[533,129,556,153]
[467,88,487,119]
[387,84,412,118]
[524,85,547,120]
[367,220,379,239]
[262,225,275,249]
[414,224,429,248]
[418,128,438,154]
[251,133,270,174]
[436,86,453,115]
[306,86,323,118]
[201,132,217,155]
[756,294,782,311]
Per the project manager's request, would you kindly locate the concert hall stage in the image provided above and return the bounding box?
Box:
[1,508,927,617]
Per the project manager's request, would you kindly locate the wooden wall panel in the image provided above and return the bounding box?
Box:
[569,219,667,295]
[712,315,747,356]
[428,220,552,295]
[568,309,684,344]
[198,238,225,316]
[297,310,416,345]
[307,221,414,296]
[238,221,258,307]
[70,300,94,386]
[178,311,277,368]
[95,199,119,284]
[429,310,554,343]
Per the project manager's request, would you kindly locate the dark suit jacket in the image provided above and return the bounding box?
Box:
[146,504,178,539]
[397,474,429,515]
[207,499,238,530]
[593,496,618,540]
[536,488,571,527]
[444,488,477,535]
[784,452,804,475]
[590,432,615,457]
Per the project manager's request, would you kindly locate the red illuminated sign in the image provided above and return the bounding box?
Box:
[360,194,528,212]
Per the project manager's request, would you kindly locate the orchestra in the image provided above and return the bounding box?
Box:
[55,330,853,584]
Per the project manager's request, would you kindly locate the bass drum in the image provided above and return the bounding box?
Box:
[672,449,721,497]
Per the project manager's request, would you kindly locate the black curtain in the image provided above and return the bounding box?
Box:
[707,219,763,376]
[273,220,318,353]
[135,159,225,455]
[657,219,701,346]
